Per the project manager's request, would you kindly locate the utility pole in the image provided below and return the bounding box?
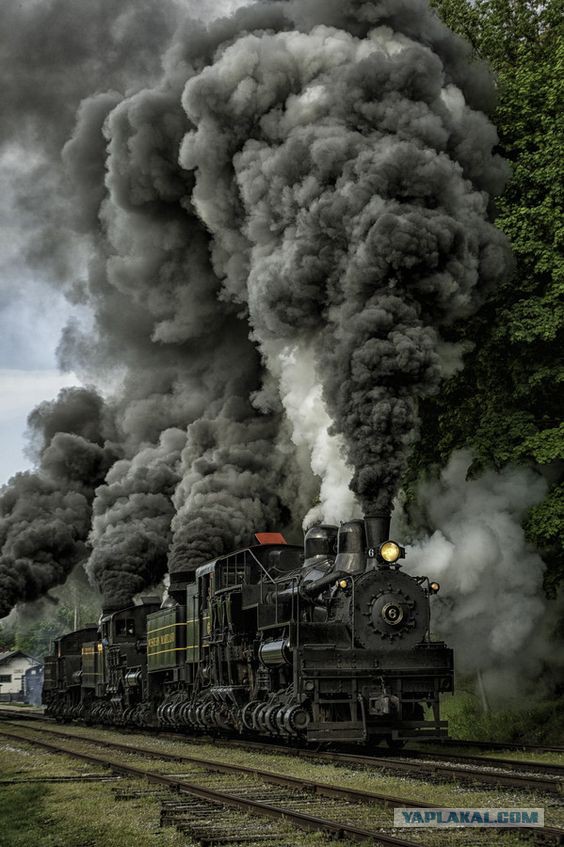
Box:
[477,669,490,713]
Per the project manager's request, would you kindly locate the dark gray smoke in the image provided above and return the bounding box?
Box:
[87,428,186,609]
[179,2,511,513]
[0,388,118,617]
[170,398,290,572]
[0,0,511,613]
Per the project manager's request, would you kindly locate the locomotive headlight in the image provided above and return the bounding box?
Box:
[379,541,401,563]
[429,582,441,594]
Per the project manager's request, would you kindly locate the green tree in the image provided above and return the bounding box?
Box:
[15,605,76,659]
[0,623,16,653]
[412,0,563,588]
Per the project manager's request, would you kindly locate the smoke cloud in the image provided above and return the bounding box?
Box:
[0,388,118,617]
[87,427,186,609]
[0,0,514,613]
[179,11,511,514]
[170,398,291,572]
[404,451,554,702]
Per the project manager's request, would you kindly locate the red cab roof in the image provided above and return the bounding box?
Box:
[254,532,287,545]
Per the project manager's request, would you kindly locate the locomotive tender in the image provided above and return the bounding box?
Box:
[43,514,454,746]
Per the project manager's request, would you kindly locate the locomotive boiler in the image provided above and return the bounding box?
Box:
[43,514,453,747]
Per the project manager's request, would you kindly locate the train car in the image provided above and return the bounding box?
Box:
[44,513,453,747]
[42,625,98,719]
[44,600,161,724]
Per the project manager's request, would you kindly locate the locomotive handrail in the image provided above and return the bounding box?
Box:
[245,548,276,584]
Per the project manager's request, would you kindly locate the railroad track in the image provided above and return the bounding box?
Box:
[428,738,564,756]
[308,747,564,790]
[399,748,564,777]
[239,744,564,796]
[0,723,430,847]
[2,722,564,846]
[4,712,563,796]
[0,719,434,807]
[155,727,564,795]
[0,707,46,720]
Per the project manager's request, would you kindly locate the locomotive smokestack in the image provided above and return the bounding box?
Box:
[364,514,391,554]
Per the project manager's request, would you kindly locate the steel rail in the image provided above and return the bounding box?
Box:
[6,712,562,795]
[3,725,563,845]
[4,708,563,768]
[152,728,564,794]
[287,748,564,795]
[184,729,564,782]
[428,738,564,755]
[3,709,562,756]
[0,708,46,720]
[1,719,433,808]
[397,749,564,777]
[0,726,426,847]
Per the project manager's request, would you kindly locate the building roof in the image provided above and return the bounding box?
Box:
[0,650,41,666]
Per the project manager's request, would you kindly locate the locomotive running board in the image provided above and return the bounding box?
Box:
[307,721,367,743]
[307,719,449,743]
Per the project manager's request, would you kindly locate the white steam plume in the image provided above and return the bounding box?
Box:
[405,451,550,701]
[264,341,361,527]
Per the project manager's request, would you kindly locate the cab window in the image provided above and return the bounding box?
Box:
[115,618,135,637]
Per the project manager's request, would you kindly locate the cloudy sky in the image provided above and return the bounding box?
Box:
[0,146,82,485]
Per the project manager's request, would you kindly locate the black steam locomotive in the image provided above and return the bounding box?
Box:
[43,515,453,747]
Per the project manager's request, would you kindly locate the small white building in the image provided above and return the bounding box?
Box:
[0,651,41,701]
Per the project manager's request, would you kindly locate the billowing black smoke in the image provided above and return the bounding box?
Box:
[86,428,187,610]
[178,1,511,513]
[0,0,510,614]
[170,397,290,573]
[0,388,118,617]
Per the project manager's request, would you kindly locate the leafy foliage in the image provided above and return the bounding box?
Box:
[0,598,100,660]
[0,622,16,653]
[413,0,563,587]
[14,605,78,660]
[442,687,564,743]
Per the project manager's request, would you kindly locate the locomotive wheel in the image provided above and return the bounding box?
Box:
[200,701,216,729]
[282,705,310,735]
[241,700,261,732]
[274,707,288,735]
[262,704,280,735]
[187,704,199,727]
[253,704,269,732]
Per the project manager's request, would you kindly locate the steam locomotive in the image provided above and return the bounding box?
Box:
[43,515,453,747]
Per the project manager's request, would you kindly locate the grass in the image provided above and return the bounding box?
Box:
[4,721,561,846]
[0,739,186,847]
[440,688,564,746]
[0,782,48,847]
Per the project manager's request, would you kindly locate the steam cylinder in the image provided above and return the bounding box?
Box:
[259,639,291,667]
